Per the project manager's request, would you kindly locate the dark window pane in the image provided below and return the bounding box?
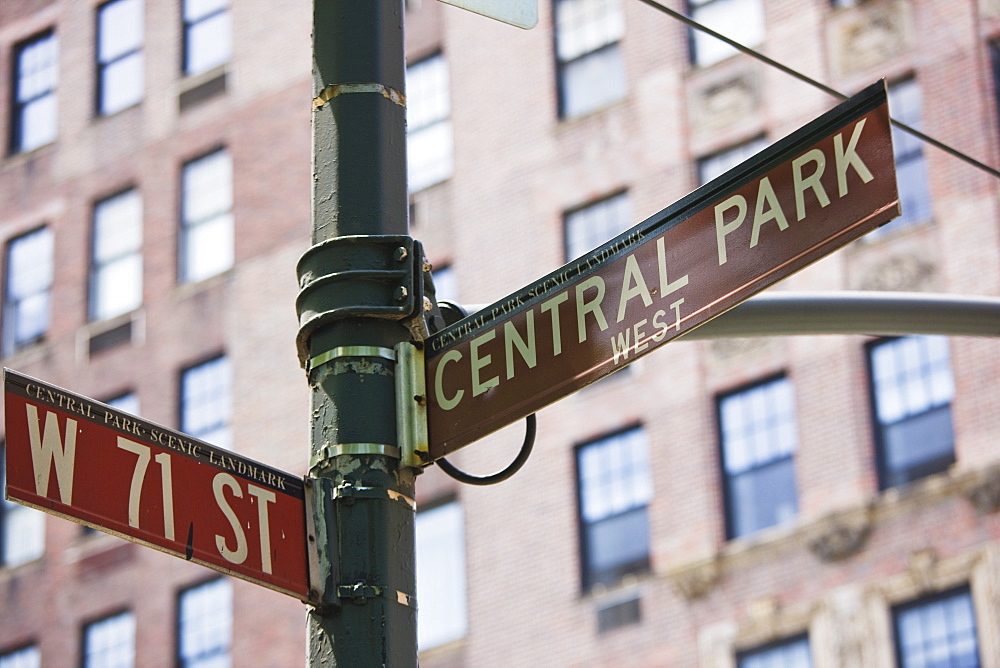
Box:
[728,456,797,537]
[554,0,626,118]
[738,636,811,668]
[577,427,652,590]
[718,377,799,539]
[585,506,650,588]
[894,588,981,668]
[3,228,53,355]
[12,32,58,152]
[869,336,955,489]
[98,0,143,114]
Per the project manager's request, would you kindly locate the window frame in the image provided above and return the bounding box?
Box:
[82,609,135,668]
[179,147,233,284]
[867,77,931,238]
[10,30,58,154]
[716,374,799,540]
[181,0,231,77]
[736,634,812,668]
[406,52,453,193]
[697,136,769,186]
[574,424,653,592]
[0,444,46,568]
[415,497,468,650]
[90,188,143,322]
[179,354,232,450]
[552,0,627,119]
[687,0,765,67]
[176,577,233,668]
[0,644,41,668]
[892,585,981,667]
[866,335,956,490]
[2,226,54,357]
[96,0,144,115]
[563,190,632,263]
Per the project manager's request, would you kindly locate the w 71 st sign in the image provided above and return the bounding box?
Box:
[3,369,310,600]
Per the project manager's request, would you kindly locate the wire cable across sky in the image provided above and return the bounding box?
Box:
[636,0,1000,180]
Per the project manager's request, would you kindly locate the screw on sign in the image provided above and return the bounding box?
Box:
[3,369,310,600]
[424,81,900,460]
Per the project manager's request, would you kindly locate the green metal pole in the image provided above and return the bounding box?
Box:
[302,1,416,665]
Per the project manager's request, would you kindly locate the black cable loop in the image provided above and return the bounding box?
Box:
[436,414,537,486]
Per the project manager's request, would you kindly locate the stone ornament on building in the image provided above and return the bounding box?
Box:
[856,253,936,292]
[980,0,1000,19]
[815,586,889,666]
[668,557,721,600]
[807,509,873,562]
[689,71,762,134]
[706,336,773,363]
[965,465,1000,515]
[828,0,913,78]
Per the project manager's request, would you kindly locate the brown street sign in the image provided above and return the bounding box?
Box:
[425,80,899,460]
[3,369,310,600]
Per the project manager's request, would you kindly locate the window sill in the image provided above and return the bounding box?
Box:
[179,65,228,111]
[78,310,144,359]
[173,269,233,300]
[556,96,628,127]
[2,337,53,367]
[5,140,56,165]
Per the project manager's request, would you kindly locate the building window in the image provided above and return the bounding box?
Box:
[738,636,812,667]
[564,191,632,262]
[576,427,653,591]
[11,31,58,153]
[688,0,765,67]
[183,0,230,76]
[0,646,40,668]
[698,136,769,185]
[3,227,53,356]
[181,355,232,450]
[407,54,453,192]
[180,149,233,283]
[177,578,232,668]
[431,265,458,303]
[83,611,135,668]
[868,336,955,489]
[718,376,799,539]
[91,189,143,321]
[871,79,931,236]
[97,0,143,115]
[105,392,140,416]
[894,587,980,667]
[1,446,46,568]
[554,0,627,118]
[415,501,467,649]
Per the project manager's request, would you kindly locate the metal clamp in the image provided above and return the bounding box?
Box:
[295,236,420,368]
[336,583,416,609]
[331,483,415,510]
[310,444,401,474]
[307,345,397,373]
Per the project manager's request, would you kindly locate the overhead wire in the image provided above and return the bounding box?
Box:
[635,0,1000,180]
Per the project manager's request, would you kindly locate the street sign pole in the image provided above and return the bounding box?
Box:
[303,0,417,665]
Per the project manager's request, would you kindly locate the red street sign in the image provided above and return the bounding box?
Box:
[425,81,899,459]
[3,369,310,600]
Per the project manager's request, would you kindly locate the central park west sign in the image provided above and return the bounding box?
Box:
[424,81,900,459]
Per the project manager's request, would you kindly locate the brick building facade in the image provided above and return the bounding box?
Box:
[1,0,999,666]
